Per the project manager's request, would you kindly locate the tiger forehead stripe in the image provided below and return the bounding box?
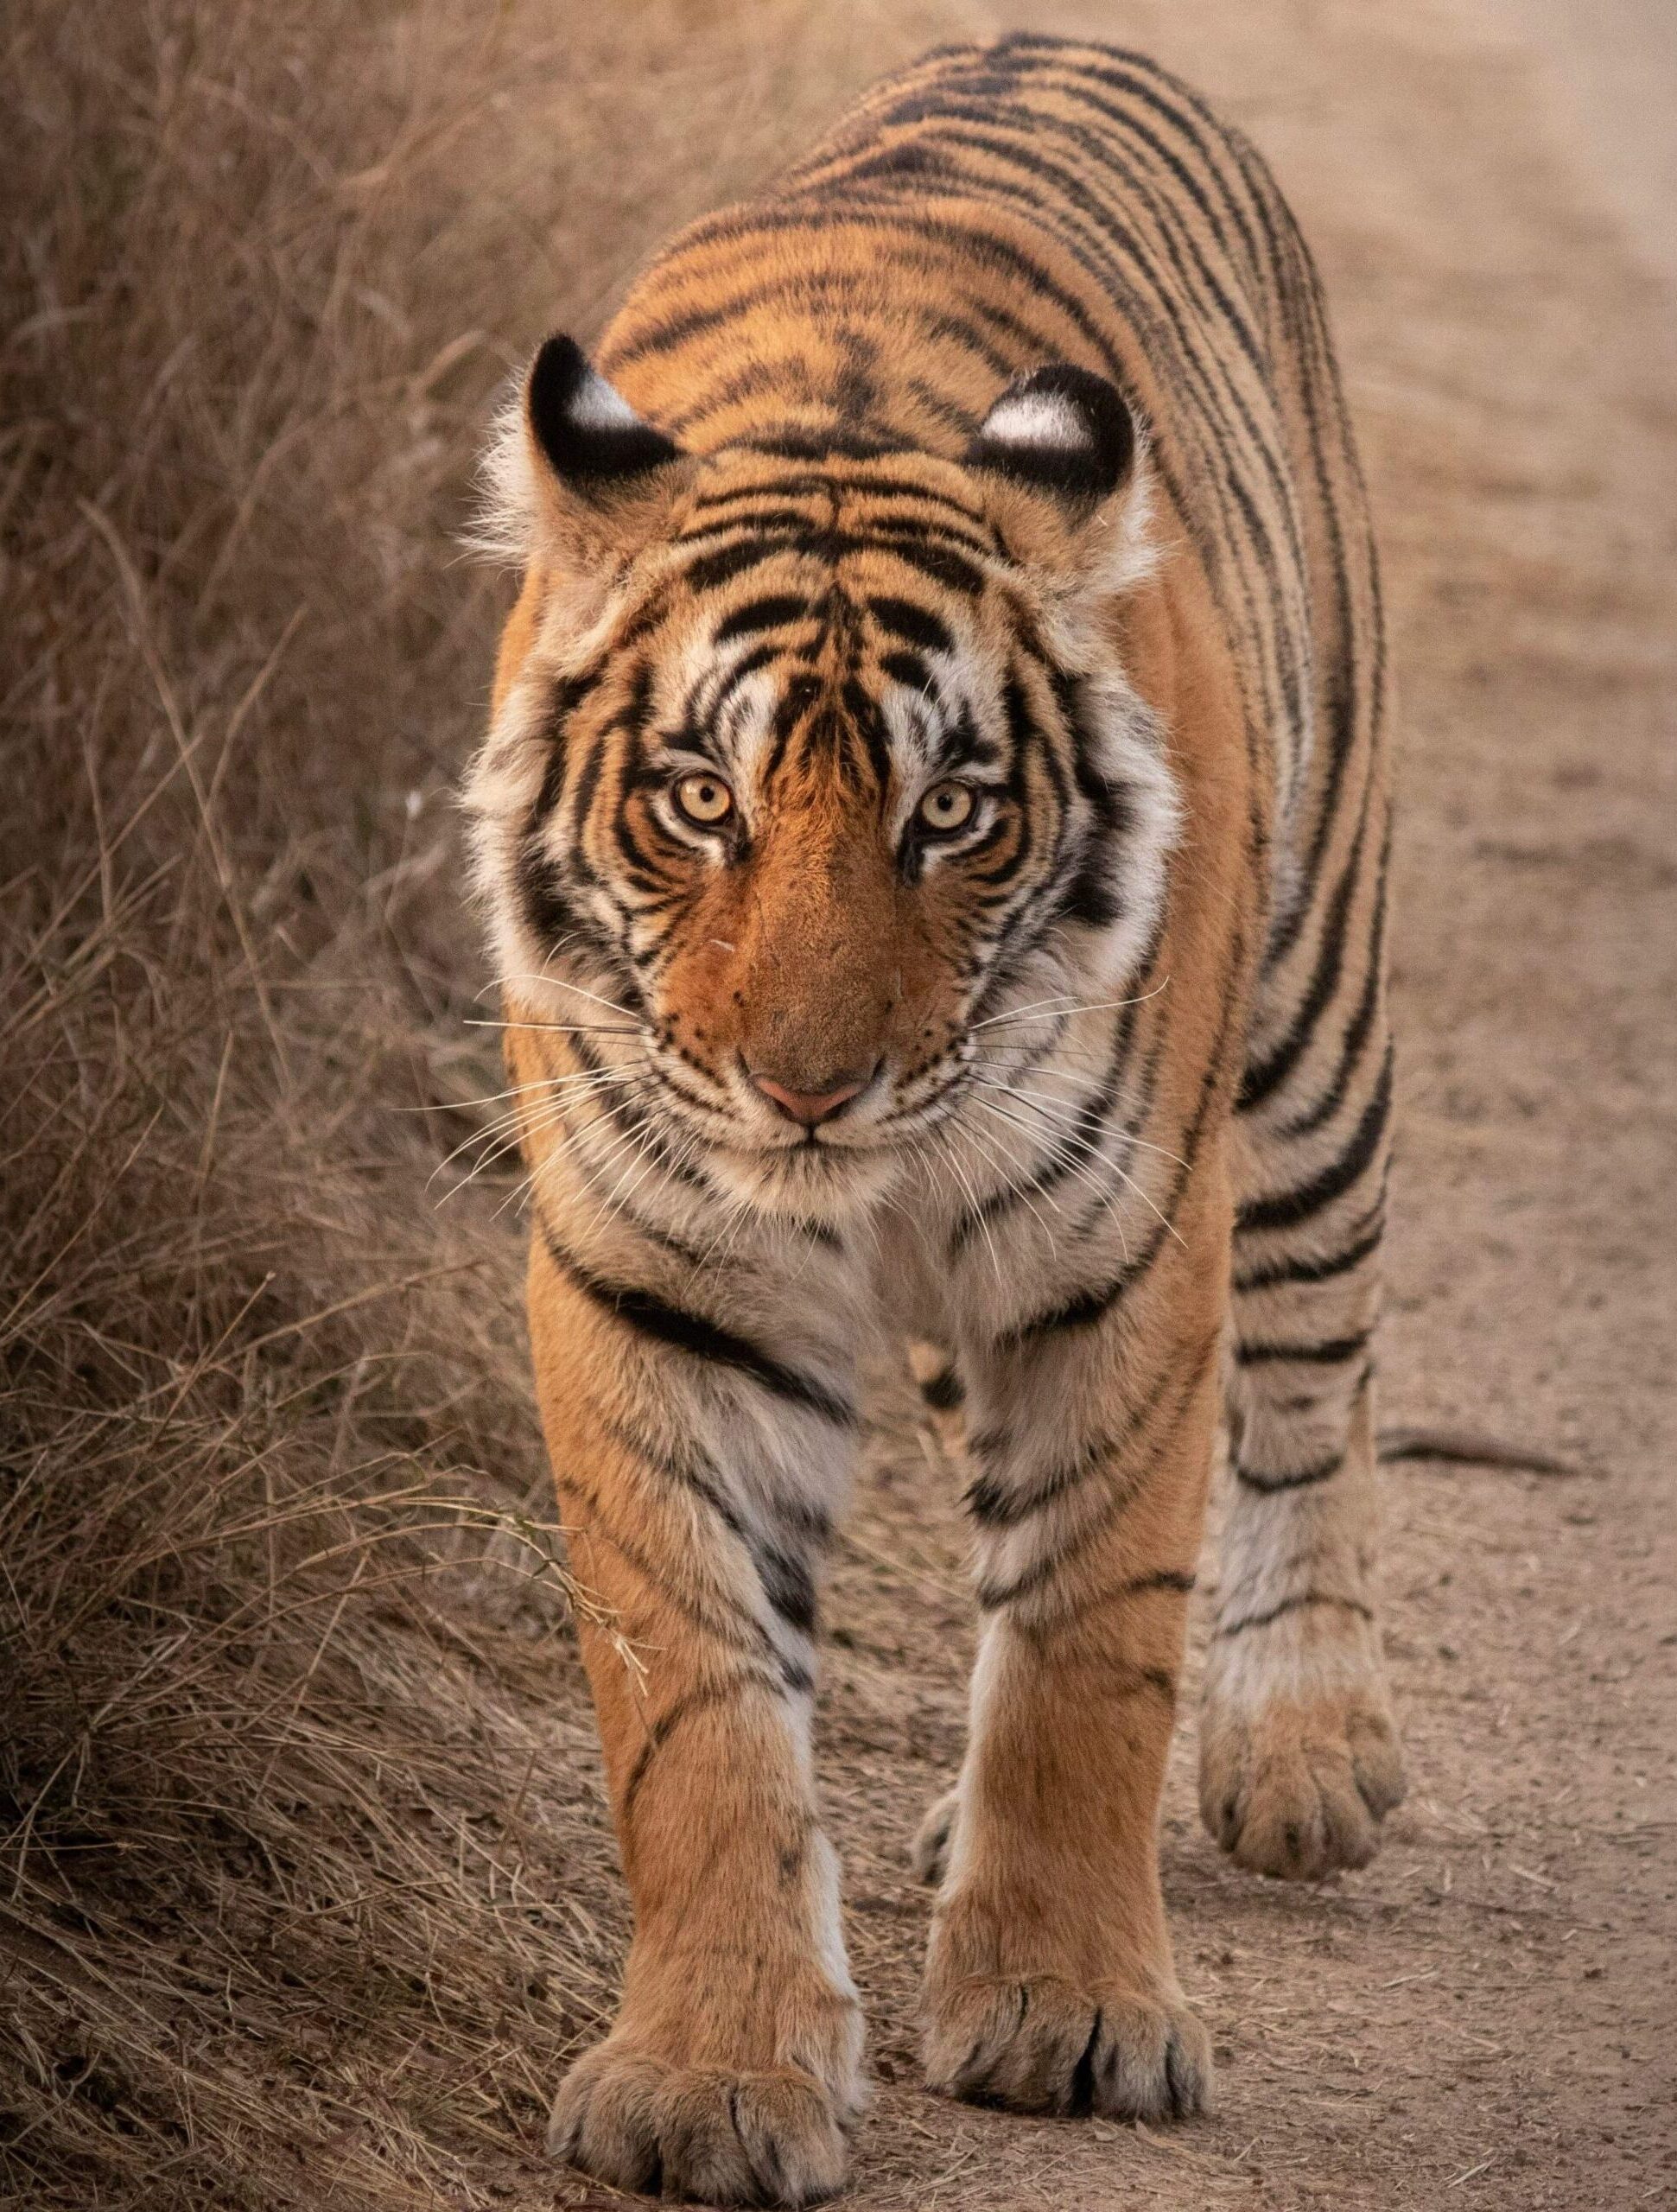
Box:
[684,471,992,527]
[867,598,954,655]
[711,594,812,645]
[675,515,996,595]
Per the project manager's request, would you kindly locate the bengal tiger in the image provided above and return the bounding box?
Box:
[466,31,1404,2205]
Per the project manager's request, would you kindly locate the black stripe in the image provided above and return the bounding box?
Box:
[677,505,819,545]
[1216,1591,1371,1637]
[876,536,987,595]
[1005,948,1242,1342]
[1236,1045,1392,1236]
[975,38,1331,803]
[1235,1452,1344,1494]
[1280,845,1388,1138]
[600,1412,746,1538]
[543,1233,854,1425]
[975,1333,1217,1605]
[880,647,932,693]
[867,594,952,654]
[1239,810,1369,1114]
[515,845,589,959]
[964,1363,1171,1532]
[706,639,781,721]
[1028,53,1267,292]
[566,726,609,851]
[920,1363,965,1411]
[756,1545,819,1637]
[1236,1328,1373,1366]
[742,425,908,462]
[621,1673,773,1821]
[891,99,1280,468]
[532,670,602,820]
[1232,1208,1383,1292]
[1129,1567,1197,1595]
[683,537,789,594]
[663,202,1145,454]
[687,468,987,531]
[713,594,810,645]
[1019,1564,1197,1611]
[852,92,1311,722]
[666,358,810,433]
[549,1464,767,1657]
[839,675,894,791]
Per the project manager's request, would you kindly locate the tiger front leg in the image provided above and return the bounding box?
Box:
[530,1240,865,2209]
[919,1265,1224,2124]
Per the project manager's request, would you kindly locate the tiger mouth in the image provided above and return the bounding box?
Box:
[696,1086,966,1172]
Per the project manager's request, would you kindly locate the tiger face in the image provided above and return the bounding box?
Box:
[468,337,1178,1220]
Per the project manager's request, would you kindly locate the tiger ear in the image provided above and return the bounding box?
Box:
[964,365,1154,596]
[480,334,694,570]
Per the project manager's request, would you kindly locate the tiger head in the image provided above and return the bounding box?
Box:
[467,336,1178,1222]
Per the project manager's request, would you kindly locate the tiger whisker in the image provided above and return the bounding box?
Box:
[966,1090,1178,1251]
[505,1095,669,1230]
[968,989,1082,1031]
[486,961,640,1023]
[971,976,1170,1031]
[425,1064,651,1185]
[931,1119,1007,1292]
[969,1075,1191,1173]
[574,1116,675,1237]
[491,1113,657,1226]
[953,1115,1064,1255]
[436,1073,656,1202]
[397,1075,613,1117]
[965,1096,1135,1266]
[692,1175,764,1273]
[464,1017,639,1037]
[594,1113,696,1235]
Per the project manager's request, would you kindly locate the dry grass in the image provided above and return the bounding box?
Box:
[0,3,958,2203]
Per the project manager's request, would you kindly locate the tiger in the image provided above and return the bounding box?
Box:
[466,31,1405,2206]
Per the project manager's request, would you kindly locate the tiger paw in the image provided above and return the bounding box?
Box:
[1199,1671,1407,1880]
[548,2037,854,2207]
[921,1965,1212,2120]
[910,1788,960,1886]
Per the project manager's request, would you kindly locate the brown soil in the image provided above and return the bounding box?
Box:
[3,3,1671,2209]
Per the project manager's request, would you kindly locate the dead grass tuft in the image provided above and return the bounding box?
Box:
[0,1,956,2202]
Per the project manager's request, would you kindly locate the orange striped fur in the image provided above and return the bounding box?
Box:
[467,35,1403,2204]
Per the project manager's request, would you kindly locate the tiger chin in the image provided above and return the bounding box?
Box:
[463,33,1404,2209]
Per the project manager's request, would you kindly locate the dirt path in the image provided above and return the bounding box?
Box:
[549,5,1677,2207]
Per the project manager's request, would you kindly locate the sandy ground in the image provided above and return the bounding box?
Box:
[542,3,1676,2207]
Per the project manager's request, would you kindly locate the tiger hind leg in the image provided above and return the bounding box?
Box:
[1200,1001,1407,1878]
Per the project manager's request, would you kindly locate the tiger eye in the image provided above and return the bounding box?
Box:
[918,779,976,833]
[673,772,734,826]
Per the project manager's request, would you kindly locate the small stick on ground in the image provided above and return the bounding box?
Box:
[1378,1426,1582,1478]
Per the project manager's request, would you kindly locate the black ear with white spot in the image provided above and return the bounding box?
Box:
[964,365,1136,509]
[526,334,684,499]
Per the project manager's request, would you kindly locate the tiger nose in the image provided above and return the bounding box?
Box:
[750,1065,875,1127]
